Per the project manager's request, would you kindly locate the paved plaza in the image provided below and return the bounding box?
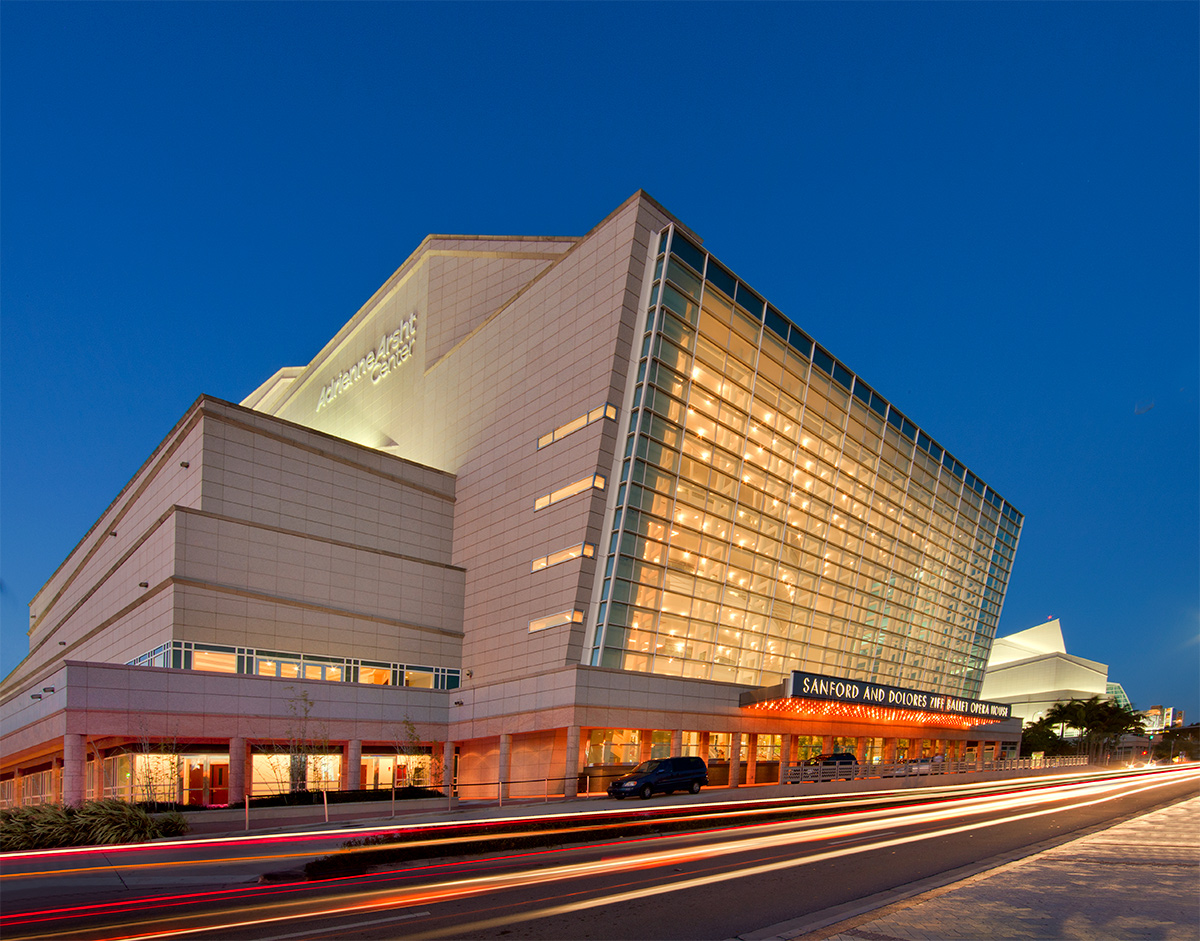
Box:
[785,797,1200,941]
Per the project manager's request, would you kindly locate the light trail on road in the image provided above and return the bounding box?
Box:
[3,765,1195,941]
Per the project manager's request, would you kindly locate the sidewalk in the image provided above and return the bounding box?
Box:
[773,796,1200,941]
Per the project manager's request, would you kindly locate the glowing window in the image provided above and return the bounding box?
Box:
[531,542,596,573]
[534,474,606,511]
[537,404,618,448]
[359,665,391,685]
[529,609,585,633]
[192,649,236,673]
[404,668,435,688]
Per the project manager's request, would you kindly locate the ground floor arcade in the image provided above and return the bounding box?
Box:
[1,662,1021,809]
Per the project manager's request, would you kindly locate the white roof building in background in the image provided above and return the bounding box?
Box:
[980,618,1108,726]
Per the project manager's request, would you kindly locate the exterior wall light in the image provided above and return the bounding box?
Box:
[30,694,42,700]
[180,461,190,468]
[139,582,149,588]
[453,700,464,706]
[43,687,55,693]
[109,531,118,537]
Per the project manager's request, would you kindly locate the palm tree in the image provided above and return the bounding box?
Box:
[1045,696,1146,763]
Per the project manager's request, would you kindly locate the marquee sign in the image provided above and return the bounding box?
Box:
[789,670,1012,721]
[316,310,419,413]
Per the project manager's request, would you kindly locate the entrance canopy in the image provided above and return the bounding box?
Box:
[740,671,1014,731]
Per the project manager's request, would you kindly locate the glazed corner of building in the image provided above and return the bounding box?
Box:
[0,189,1026,806]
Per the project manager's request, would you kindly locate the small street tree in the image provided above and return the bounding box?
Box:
[1019,717,1067,757]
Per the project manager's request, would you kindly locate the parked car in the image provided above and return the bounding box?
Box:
[886,758,935,776]
[608,757,709,799]
[797,752,859,780]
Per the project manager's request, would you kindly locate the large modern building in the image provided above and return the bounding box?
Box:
[1,191,1023,808]
[980,619,1109,725]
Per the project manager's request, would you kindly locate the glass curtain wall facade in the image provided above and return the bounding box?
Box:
[589,226,1022,698]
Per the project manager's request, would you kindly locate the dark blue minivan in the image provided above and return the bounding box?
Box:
[608,756,709,799]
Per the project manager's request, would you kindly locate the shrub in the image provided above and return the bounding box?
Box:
[0,799,189,851]
[153,811,189,838]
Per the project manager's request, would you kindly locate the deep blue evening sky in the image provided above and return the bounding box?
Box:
[2,3,1196,715]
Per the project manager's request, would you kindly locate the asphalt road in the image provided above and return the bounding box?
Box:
[2,766,1196,941]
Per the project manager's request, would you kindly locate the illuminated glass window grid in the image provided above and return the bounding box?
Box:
[595,226,1019,693]
[128,640,461,689]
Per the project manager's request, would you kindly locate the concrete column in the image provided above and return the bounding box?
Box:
[346,740,362,790]
[564,726,581,798]
[729,732,742,787]
[13,769,23,808]
[639,731,653,762]
[992,741,1004,762]
[699,731,711,763]
[884,738,898,763]
[62,734,86,807]
[498,733,512,800]
[856,738,868,763]
[671,729,683,757]
[822,735,835,753]
[229,737,247,805]
[780,733,794,783]
[746,733,758,785]
[442,741,455,795]
[974,741,985,771]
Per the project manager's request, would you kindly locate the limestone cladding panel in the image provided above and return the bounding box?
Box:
[18,517,183,692]
[2,397,460,703]
[982,657,1107,700]
[0,666,70,759]
[270,267,431,456]
[24,415,205,674]
[32,663,451,745]
[426,253,564,365]
[201,412,455,566]
[173,581,461,668]
[174,510,464,635]
[454,730,574,797]
[440,197,670,687]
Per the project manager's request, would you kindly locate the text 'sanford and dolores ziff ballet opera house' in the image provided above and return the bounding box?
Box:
[1,192,1024,807]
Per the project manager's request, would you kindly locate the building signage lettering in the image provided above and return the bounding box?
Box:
[790,670,1011,720]
[316,310,419,412]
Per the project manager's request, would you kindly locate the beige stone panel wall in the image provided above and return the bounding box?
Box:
[5,398,458,700]
[453,728,568,796]
[52,663,449,744]
[20,410,205,681]
[244,193,671,687]
[0,665,70,765]
[270,267,432,456]
[450,666,580,740]
[440,196,670,686]
[174,510,464,638]
[454,739,499,799]
[14,513,183,696]
[201,410,455,565]
[173,583,461,668]
[508,729,568,795]
[426,253,566,366]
